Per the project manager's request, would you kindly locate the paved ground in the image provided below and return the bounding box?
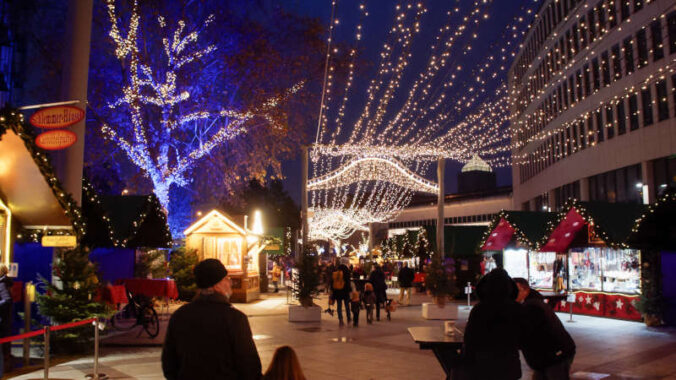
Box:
[8,289,676,379]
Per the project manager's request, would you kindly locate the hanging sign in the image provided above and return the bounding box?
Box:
[41,235,77,247]
[35,130,78,150]
[29,106,84,129]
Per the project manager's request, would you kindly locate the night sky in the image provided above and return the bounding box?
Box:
[278,0,535,204]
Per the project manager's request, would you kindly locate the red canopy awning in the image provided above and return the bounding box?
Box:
[540,208,586,252]
[481,218,515,251]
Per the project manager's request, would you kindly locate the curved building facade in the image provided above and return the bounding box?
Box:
[509,0,676,210]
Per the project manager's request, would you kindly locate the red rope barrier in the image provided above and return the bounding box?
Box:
[0,317,97,343]
[49,318,96,332]
[0,329,45,344]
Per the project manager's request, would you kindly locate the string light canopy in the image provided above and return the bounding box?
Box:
[309,0,538,242]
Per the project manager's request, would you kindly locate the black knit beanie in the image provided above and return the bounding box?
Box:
[194,259,228,289]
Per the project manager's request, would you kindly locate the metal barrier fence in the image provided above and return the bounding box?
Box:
[0,317,105,380]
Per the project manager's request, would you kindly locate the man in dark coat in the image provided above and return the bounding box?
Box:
[514,278,576,380]
[461,268,522,380]
[398,262,415,306]
[162,259,262,380]
[367,265,387,321]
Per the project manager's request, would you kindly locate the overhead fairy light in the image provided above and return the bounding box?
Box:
[309,0,540,242]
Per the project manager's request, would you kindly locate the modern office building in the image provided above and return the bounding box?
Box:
[509,0,676,211]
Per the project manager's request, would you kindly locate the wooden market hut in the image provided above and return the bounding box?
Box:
[479,211,559,288]
[82,181,172,283]
[184,210,265,302]
[538,200,646,321]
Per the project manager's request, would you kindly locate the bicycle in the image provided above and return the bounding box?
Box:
[110,289,160,338]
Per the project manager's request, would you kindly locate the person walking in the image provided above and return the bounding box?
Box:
[349,283,361,327]
[514,278,576,380]
[459,268,523,380]
[331,263,351,326]
[398,262,414,306]
[0,264,12,377]
[368,264,387,321]
[271,262,282,293]
[363,282,377,324]
[263,346,306,380]
[162,259,262,380]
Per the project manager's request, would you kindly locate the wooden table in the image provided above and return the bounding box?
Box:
[409,326,464,380]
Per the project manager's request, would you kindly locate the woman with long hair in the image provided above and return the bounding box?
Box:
[263,346,306,380]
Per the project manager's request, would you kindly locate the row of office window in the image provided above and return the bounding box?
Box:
[515,12,676,148]
[388,213,497,229]
[519,74,676,183]
[513,0,657,91]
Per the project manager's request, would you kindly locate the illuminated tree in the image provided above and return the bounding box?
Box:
[94,0,302,210]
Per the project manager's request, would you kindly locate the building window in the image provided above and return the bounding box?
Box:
[584,64,591,97]
[580,15,589,48]
[669,11,676,54]
[651,20,664,62]
[601,51,611,86]
[587,117,596,145]
[578,121,586,149]
[653,156,676,193]
[623,37,634,74]
[673,74,676,117]
[641,87,653,126]
[636,29,648,68]
[608,0,617,28]
[656,80,669,122]
[576,70,583,99]
[568,75,576,104]
[620,0,630,21]
[596,1,606,32]
[629,93,639,130]
[606,105,614,139]
[592,59,601,91]
[633,0,642,13]
[617,100,626,135]
[572,122,578,152]
[596,109,604,142]
[572,23,580,53]
[588,10,597,41]
[612,44,622,80]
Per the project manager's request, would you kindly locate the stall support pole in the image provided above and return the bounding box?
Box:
[436,158,445,259]
[43,328,50,380]
[567,301,575,323]
[301,146,309,257]
[23,283,31,365]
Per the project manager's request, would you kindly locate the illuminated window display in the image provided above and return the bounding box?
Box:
[529,251,556,289]
[600,248,640,294]
[203,237,242,271]
[503,249,528,279]
[569,248,603,291]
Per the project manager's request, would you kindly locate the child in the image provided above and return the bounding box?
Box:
[263,345,306,380]
[349,282,361,327]
[363,282,377,324]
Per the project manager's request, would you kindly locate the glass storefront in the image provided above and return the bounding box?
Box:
[503,249,528,280]
[528,251,556,289]
[569,247,640,294]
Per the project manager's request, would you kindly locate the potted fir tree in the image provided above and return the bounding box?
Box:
[288,252,322,322]
[422,253,457,319]
[636,259,663,327]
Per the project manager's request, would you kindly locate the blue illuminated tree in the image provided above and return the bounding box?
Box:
[92,0,303,210]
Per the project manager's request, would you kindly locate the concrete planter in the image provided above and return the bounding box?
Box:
[288,305,322,322]
[457,305,473,320]
[422,302,455,320]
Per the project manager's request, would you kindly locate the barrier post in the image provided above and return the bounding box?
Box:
[94,317,99,378]
[23,282,32,365]
[43,328,50,380]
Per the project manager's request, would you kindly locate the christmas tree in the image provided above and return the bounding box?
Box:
[424,251,457,306]
[168,247,199,301]
[415,229,431,270]
[294,252,321,307]
[37,247,111,353]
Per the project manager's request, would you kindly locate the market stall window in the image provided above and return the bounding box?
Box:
[569,248,603,291]
[202,237,242,272]
[601,248,640,294]
[503,249,528,280]
[529,251,556,289]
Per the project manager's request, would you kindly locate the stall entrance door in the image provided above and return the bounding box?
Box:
[661,251,676,326]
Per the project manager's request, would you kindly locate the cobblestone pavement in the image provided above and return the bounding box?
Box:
[9,289,676,379]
